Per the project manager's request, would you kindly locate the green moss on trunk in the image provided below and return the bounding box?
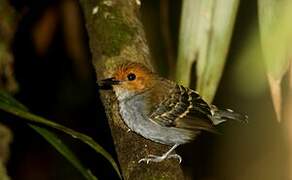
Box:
[79,0,185,179]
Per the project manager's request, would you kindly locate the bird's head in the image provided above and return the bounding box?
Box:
[99,62,156,100]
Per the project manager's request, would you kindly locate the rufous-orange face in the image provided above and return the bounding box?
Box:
[112,63,154,92]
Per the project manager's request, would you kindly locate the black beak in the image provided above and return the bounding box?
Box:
[101,77,120,85]
[98,77,120,89]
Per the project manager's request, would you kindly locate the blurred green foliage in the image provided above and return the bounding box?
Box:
[176,0,291,121]
[176,0,239,103]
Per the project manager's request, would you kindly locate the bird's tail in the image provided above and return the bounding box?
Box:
[210,105,248,125]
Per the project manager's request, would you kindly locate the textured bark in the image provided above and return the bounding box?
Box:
[0,123,12,180]
[0,0,18,93]
[0,1,16,179]
[79,0,184,179]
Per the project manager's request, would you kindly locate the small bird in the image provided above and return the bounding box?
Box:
[100,62,247,164]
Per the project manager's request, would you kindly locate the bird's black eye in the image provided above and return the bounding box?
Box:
[127,73,136,81]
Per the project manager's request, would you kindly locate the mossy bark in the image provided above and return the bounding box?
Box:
[0,0,18,93]
[79,0,184,179]
[0,123,12,180]
[0,1,16,179]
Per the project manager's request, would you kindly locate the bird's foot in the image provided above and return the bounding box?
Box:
[167,154,182,163]
[138,153,182,164]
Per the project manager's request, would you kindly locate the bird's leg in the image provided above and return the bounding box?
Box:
[138,144,182,164]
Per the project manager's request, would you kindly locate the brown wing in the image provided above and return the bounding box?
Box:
[148,84,216,132]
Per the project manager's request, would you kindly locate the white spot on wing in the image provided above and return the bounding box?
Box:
[161,113,168,117]
[226,108,234,112]
[175,93,193,121]
[169,102,175,107]
[210,109,215,116]
[179,110,189,118]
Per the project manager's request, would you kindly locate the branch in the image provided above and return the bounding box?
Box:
[0,123,12,180]
[79,0,184,179]
[0,1,17,178]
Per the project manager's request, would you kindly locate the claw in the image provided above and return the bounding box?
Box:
[138,144,182,164]
[138,154,182,164]
[138,158,151,164]
[168,154,182,163]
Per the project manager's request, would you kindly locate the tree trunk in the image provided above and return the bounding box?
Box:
[0,1,17,179]
[79,0,184,179]
[0,123,12,180]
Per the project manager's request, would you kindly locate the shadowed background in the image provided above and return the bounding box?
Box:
[0,0,290,179]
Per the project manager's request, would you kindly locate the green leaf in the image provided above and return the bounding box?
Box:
[0,90,27,110]
[176,0,205,87]
[176,0,239,103]
[0,90,121,179]
[258,0,292,121]
[30,125,98,180]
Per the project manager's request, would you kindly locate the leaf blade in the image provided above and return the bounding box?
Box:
[258,0,292,121]
[0,91,121,178]
[176,0,239,103]
[30,125,98,180]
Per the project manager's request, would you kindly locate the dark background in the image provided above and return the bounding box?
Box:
[2,0,288,179]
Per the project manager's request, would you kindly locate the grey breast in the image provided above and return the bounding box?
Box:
[118,92,194,145]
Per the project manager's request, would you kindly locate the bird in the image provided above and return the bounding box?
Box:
[99,61,248,164]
